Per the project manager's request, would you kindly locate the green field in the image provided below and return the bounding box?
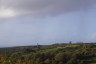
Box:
[90,63,96,64]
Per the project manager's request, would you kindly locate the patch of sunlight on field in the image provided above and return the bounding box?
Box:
[40,48,59,52]
[65,45,80,47]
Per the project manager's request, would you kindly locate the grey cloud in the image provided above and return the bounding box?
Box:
[1,0,96,16]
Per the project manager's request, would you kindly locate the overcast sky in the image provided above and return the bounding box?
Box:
[0,0,96,47]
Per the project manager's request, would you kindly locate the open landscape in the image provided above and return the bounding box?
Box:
[0,0,96,64]
[0,43,96,64]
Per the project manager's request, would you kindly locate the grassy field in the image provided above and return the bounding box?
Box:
[40,48,59,52]
[64,44,80,47]
[90,63,96,64]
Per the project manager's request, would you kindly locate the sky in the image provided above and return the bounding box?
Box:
[0,0,96,47]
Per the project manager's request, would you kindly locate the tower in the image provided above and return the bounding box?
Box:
[37,43,40,49]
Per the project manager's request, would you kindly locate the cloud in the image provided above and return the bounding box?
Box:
[0,13,84,46]
[0,7,17,18]
[0,0,96,18]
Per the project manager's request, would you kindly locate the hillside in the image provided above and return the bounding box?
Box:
[0,43,96,64]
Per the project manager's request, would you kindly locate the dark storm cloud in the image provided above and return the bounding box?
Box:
[1,0,96,17]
